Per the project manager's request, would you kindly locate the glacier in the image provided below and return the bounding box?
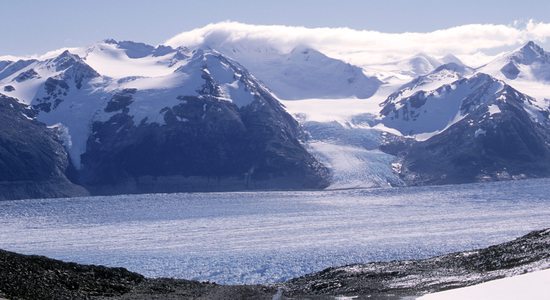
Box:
[1,178,549,285]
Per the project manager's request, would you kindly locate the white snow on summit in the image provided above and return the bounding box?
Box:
[226,45,381,100]
[167,40,383,100]
[478,41,550,103]
[380,74,504,139]
[81,40,188,78]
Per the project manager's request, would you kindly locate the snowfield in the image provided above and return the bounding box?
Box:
[1,178,549,285]
[418,268,550,300]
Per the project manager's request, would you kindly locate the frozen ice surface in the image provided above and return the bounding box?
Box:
[1,178,550,285]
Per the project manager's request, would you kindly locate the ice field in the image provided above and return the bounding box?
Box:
[1,178,550,284]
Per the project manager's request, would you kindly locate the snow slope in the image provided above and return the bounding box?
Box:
[81,41,185,78]
[366,53,446,81]
[251,46,381,99]
[186,43,382,100]
[418,268,550,300]
[379,73,547,140]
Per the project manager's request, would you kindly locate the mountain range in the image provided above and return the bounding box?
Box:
[2,26,550,199]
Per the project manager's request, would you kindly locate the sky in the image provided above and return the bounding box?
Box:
[3,0,550,56]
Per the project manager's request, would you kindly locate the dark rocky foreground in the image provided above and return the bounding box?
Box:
[285,228,550,299]
[0,249,275,300]
[0,229,549,299]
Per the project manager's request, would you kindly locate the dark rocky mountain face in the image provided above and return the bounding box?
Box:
[0,59,36,82]
[0,94,87,200]
[78,51,330,194]
[0,60,11,72]
[381,75,550,185]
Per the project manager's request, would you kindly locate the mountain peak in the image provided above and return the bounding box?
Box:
[511,41,548,64]
[470,72,500,84]
[399,53,442,76]
[56,49,78,59]
[50,50,84,69]
[411,53,440,64]
[287,46,335,62]
[433,62,468,74]
[441,54,464,66]
[103,38,118,45]
[521,41,542,51]
[289,45,315,54]
[48,50,99,82]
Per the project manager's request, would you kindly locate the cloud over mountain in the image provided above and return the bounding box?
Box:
[165,21,550,67]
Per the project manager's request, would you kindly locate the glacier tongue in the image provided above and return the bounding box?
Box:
[281,98,403,189]
[308,141,402,189]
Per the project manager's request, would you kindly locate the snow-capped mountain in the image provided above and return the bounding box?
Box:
[380,73,512,139]
[399,53,444,77]
[378,71,550,184]
[2,34,550,198]
[480,41,550,82]
[392,80,550,185]
[371,42,550,185]
[80,48,330,194]
[0,40,330,198]
[2,49,110,169]
[382,62,474,113]
[379,42,550,139]
[478,41,550,101]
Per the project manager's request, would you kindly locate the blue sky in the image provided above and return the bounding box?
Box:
[3,0,550,55]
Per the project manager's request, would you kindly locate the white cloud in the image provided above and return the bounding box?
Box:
[525,19,550,42]
[0,55,24,61]
[165,21,550,67]
[0,47,83,62]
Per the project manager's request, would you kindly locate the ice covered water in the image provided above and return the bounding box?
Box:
[1,178,550,284]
